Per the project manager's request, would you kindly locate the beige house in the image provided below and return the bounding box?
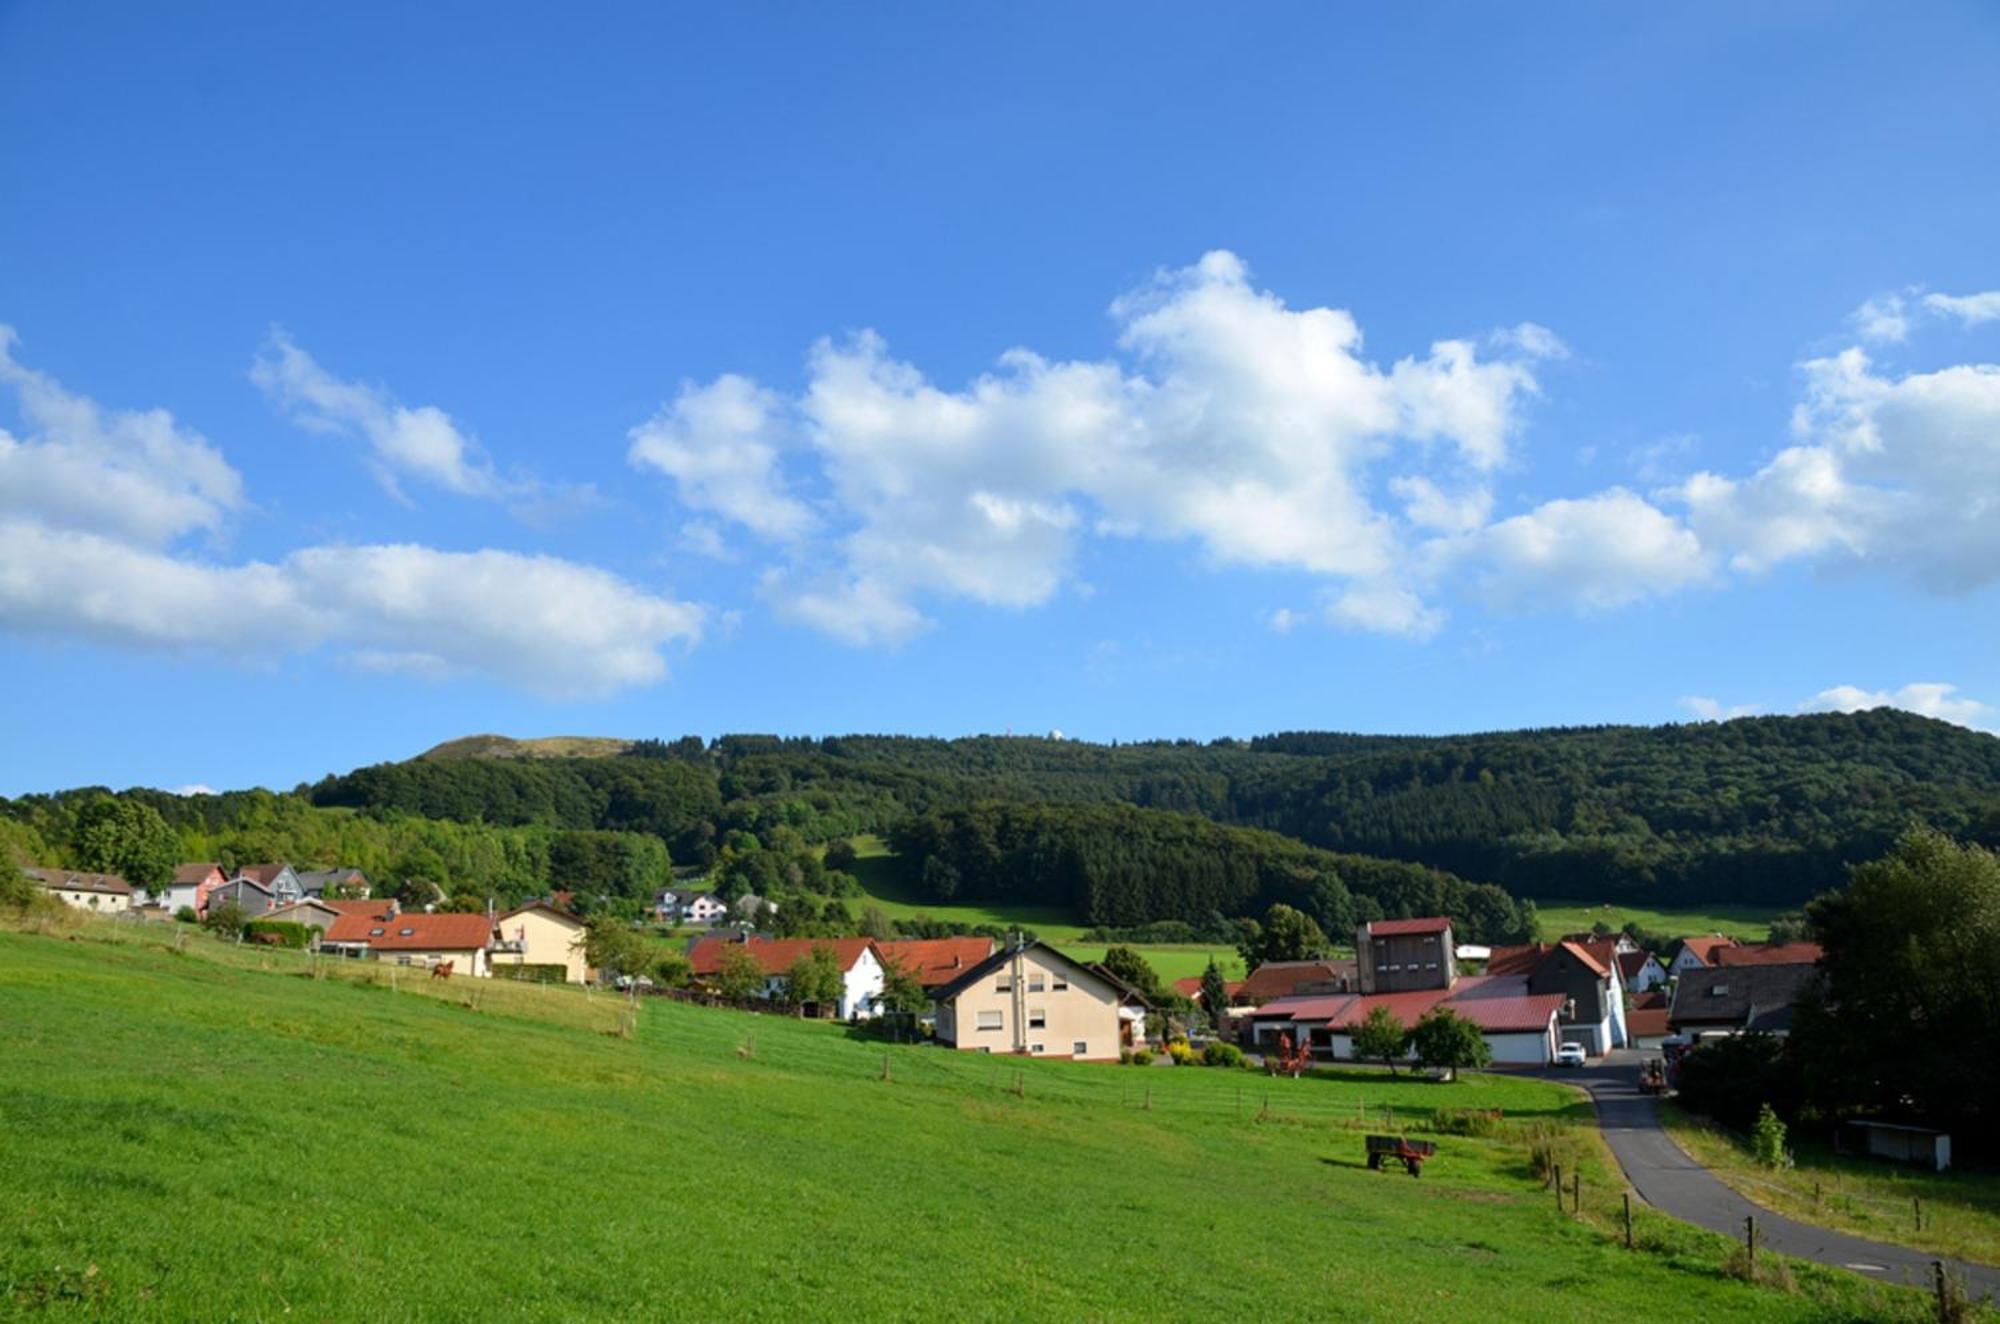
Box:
[932,941,1129,1062]
[493,903,589,984]
[25,867,133,914]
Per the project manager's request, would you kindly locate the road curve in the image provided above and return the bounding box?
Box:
[1548,1053,2000,1299]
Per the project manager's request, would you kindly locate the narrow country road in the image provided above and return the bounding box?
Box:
[1545,1052,2000,1298]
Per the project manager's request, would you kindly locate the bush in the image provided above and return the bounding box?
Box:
[1166,1039,1196,1066]
[174,905,198,923]
[1429,1108,1502,1137]
[0,865,57,917]
[1750,1103,1790,1169]
[1131,1048,1154,1066]
[203,901,248,940]
[1676,1034,1794,1132]
[492,963,568,984]
[242,920,312,949]
[1202,1041,1245,1069]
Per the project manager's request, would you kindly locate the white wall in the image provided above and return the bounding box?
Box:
[842,948,885,1021]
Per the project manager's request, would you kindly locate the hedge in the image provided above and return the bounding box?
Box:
[492,963,569,984]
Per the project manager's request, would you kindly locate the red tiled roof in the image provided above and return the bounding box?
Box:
[172,862,225,885]
[1677,934,1738,965]
[1628,1006,1671,1038]
[1326,987,1455,1029]
[1714,941,1822,967]
[323,907,494,951]
[1249,994,1358,1022]
[1557,939,1611,978]
[1367,917,1453,938]
[1432,977,1568,1033]
[1239,959,1357,1002]
[687,936,878,977]
[1171,975,1247,1003]
[1484,943,1549,977]
[876,937,997,988]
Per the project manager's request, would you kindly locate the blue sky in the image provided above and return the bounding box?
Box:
[3,2,1998,797]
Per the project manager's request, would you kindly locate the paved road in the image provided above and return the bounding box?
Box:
[1547,1053,2000,1298]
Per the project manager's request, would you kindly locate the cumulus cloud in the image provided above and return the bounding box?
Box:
[252,330,580,512]
[1448,488,1711,611]
[0,327,245,546]
[627,374,817,541]
[638,251,1552,642]
[1800,682,1995,732]
[1921,290,2000,327]
[1325,582,1445,638]
[1850,293,1912,345]
[1,334,701,697]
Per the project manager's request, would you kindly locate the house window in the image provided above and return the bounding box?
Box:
[1073,1041,1088,1056]
[1052,977,1068,991]
[369,927,385,936]
[995,978,1012,993]
[399,927,415,936]
[1029,1008,1046,1029]
[976,1010,1004,1031]
[1029,1044,1045,1054]
[1028,975,1046,993]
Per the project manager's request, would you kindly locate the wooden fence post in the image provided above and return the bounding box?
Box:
[1571,1170,1581,1216]
[1935,1260,1949,1321]
[1144,1084,1153,1112]
[1623,1193,1633,1248]
[1553,1163,1563,1209]
[1745,1215,1757,1271]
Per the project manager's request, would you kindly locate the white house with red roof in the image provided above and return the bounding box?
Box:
[687,935,887,1020]
[321,902,495,977]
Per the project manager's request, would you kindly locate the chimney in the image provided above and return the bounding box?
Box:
[386,898,400,919]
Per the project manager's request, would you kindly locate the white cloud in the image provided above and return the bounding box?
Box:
[252,330,576,510]
[0,327,244,546]
[1325,582,1444,638]
[0,520,703,698]
[1922,290,2000,327]
[1266,607,1302,634]
[1449,488,1711,611]
[1679,695,1761,721]
[168,784,217,797]
[1,332,700,698]
[1800,682,1995,732]
[1850,293,1911,344]
[649,251,1551,642]
[1489,322,1569,360]
[627,374,817,541]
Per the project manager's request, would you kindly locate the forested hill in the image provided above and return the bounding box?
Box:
[290,710,2000,908]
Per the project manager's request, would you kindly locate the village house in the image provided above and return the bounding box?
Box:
[294,867,372,899]
[1628,990,1672,1048]
[874,936,997,990]
[686,936,886,1019]
[320,902,495,977]
[232,863,304,908]
[1236,957,1358,1005]
[930,940,1129,1061]
[25,867,133,914]
[491,902,590,984]
[1487,939,1628,1054]
[656,889,728,926]
[204,876,280,919]
[1668,961,1820,1039]
[1667,933,1739,977]
[1247,917,1569,1066]
[159,863,229,916]
[1618,948,1669,994]
[260,897,347,932]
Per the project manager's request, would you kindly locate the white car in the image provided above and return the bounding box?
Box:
[1555,1043,1587,1068]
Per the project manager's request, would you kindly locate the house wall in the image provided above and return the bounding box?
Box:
[840,948,885,1021]
[1324,1023,1555,1065]
[496,910,588,984]
[374,947,489,977]
[1668,947,1710,978]
[938,949,1120,1060]
[49,887,130,914]
[1359,928,1455,994]
[1627,959,1668,993]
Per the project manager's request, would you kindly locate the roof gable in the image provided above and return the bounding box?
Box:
[929,941,1116,1003]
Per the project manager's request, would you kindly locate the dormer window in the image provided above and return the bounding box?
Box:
[399,927,415,937]
[369,927,385,936]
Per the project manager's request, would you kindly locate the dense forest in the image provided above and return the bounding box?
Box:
[7,711,1997,924]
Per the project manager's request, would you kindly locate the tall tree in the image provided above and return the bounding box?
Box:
[73,796,178,892]
[1351,1004,1409,1076]
[1098,945,1163,1002]
[713,945,767,1001]
[783,944,847,1011]
[1198,958,1231,1021]
[1795,828,2000,1132]
[1236,903,1329,972]
[1409,1008,1490,1082]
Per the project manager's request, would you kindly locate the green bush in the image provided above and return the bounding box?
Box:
[243,920,313,949]
[174,906,198,923]
[492,963,568,984]
[0,865,57,916]
[1165,1039,1196,1066]
[1750,1102,1790,1169]
[1202,1041,1245,1069]
[203,901,248,940]
[1131,1048,1154,1066]
[1428,1108,1501,1137]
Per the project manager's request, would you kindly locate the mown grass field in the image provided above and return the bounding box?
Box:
[0,914,1952,1322]
[1531,898,1779,942]
[1660,1102,2000,1268]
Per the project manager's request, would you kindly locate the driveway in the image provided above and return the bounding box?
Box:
[1544,1052,2000,1298]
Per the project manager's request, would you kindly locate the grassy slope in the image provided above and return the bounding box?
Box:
[416,733,631,760]
[0,919,1942,1323]
[1660,1102,2000,1268]
[1530,898,1779,942]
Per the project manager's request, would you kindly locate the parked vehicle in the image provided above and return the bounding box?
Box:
[1556,1043,1587,1068]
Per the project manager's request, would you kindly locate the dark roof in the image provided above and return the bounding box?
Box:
[1617,950,1659,982]
[25,867,132,895]
[295,867,370,890]
[1669,962,1820,1030]
[1366,917,1452,938]
[929,941,1111,1003]
[172,862,225,885]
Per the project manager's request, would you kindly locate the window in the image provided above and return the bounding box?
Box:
[976,1010,1004,1031]
[1029,1044,1045,1054]
[1073,1041,1088,1056]
[399,927,415,936]
[1028,975,1046,993]
[1028,1008,1047,1028]
[1052,977,1068,991]
[368,927,385,936]
[995,977,1012,993]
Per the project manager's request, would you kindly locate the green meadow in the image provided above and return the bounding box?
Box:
[1530,898,1780,943]
[0,916,1948,1322]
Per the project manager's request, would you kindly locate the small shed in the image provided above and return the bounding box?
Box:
[1835,1121,1952,1172]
